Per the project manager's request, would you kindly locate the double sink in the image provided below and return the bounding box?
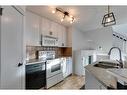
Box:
[93,60,127,89]
[94,61,125,69]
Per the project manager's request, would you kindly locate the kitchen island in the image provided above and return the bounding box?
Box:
[85,61,127,89]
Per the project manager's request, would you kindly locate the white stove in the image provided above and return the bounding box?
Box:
[38,51,63,88]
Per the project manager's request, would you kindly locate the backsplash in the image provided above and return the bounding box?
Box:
[26,46,72,60]
[26,46,58,60]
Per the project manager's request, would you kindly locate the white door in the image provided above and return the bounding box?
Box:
[1,6,24,89]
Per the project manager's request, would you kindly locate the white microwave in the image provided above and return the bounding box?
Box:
[41,35,58,46]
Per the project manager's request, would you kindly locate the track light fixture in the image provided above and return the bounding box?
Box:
[102,6,116,27]
[52,8,75,24]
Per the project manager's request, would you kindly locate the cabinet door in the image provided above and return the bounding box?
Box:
[67,27,72,47]
[68,57,72,75]
[58,25,67,47]
[57,25,63,47]
[50,21,58,38]
[41,17,50,36]
[66,57,72,76]
[1,6,24,89]
[26,11,41,46]
[66,60,69,77]
[62,26,67,47]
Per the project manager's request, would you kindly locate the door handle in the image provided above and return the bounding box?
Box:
[18,62,23,67]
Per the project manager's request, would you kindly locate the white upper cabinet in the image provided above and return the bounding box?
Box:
[25,11,67,47]
[41,17,50,36]
[62,26,67,47]
[58,25,67,47]
[50,21,58,38]
[57,24,63,47]
[41,17,58,38]
[25,11,41,46]
[67,27,72,47]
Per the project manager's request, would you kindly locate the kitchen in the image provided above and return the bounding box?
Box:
[25,6,77,89]
[0,5,127,90]
[0,5,87,90]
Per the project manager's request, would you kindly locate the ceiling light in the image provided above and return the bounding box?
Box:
[52,10,56,14]
[52,8,75,24]
[107,18,111,22]
[70,21,73,24]
[61,18,64,22]
[102,6,116,27]
[70,17,74,24]
[70,15,73,18]
[70,17,73,21]
[61,14,66,22]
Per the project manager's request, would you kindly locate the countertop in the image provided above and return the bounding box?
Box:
[26,58,46,65]
[85,61,118,89]
[108,69,127,83]
[26,56,72,65]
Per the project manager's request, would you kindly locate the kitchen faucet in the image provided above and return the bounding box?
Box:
[108,47,123,68]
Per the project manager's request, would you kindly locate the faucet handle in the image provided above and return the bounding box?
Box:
[115,59,123,68]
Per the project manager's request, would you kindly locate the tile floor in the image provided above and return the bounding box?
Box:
[49,75,85,90]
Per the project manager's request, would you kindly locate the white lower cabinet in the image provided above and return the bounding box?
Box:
[66,57,72,76]
[85,69,107,89]
[62,57,72,78]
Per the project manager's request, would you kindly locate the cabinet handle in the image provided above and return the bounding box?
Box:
[49,31,53,35]
[40,34,43,46]
[62,43,64,46]
[40,41,42,46]
[18,62,23,67]
[0,8,3,16]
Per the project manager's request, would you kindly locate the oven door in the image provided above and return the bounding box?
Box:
[46,59,63,78]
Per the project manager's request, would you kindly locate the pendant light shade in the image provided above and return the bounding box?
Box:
[102,6,116,27]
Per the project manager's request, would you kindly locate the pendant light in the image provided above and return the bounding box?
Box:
[102,6,116,27]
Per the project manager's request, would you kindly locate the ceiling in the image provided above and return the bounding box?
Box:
[26,6,127,33]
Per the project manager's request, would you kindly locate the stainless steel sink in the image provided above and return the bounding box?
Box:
[94,61,120,69]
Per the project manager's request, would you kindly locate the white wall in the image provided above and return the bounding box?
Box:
[71,27,89,75]
[112,24,127,37]
[71,26,113,75]
[72,26,113,52]
[84,27,113,53]
[72,27,89,51]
